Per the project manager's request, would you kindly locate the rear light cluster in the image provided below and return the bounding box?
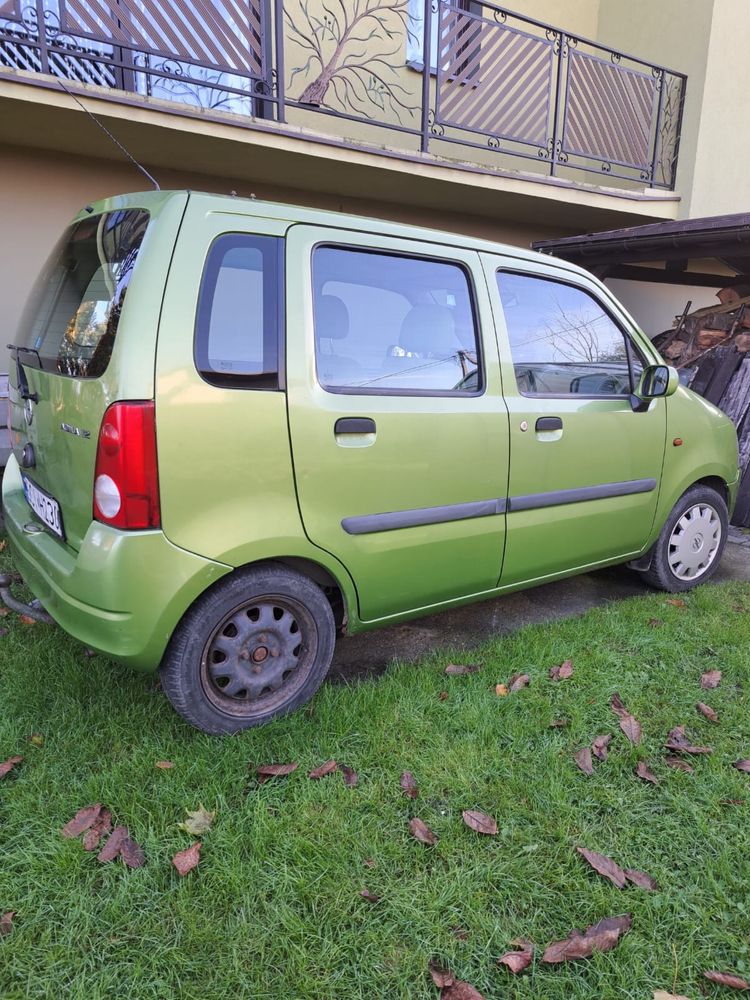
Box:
[93,401,160,530]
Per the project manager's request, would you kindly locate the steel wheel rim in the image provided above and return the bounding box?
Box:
[667,503,722,581]
[200,593,318,718]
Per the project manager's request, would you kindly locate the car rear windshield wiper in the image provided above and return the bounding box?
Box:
[7,344,41,402]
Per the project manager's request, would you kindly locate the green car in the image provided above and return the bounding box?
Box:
[2,191,740,733]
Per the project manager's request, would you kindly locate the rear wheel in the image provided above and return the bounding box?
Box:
[160,564,335,734]
[640,485,728,592]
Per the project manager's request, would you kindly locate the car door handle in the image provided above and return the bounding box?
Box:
[535,416,563,432]
[334,417,376,435]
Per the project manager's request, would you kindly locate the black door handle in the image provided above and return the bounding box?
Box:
[535,416,563,432]
[334,417,376,435]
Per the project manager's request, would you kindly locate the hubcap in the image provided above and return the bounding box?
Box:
[668,503,721,581]
[200,595,317,718]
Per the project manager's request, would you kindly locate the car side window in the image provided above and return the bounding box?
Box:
[195,233,282,389]
[312,246,481,394]
[496,271,640,396]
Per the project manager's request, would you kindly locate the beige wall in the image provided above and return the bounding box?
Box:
[605,278,720,338]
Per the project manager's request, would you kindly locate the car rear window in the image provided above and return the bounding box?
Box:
[16,208,150,378]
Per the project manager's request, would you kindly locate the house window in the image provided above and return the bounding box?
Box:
[407,0,480,74]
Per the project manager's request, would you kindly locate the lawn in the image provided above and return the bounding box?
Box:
[1,539,749,1000]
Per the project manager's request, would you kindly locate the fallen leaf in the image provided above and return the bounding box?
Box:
[654,992,691,1000]
[549,659,573,681]
[307,759,338,779]
[452,927,469,941]
[155,760,175,770]
[97,826,129,863]
[700,670,722,689]
[574,747,594,776]
[438,691,449,701]
[342,765,358,787]
[0,912,14,936]
[0,755,23,780]
[172,842,201,876]
[429,962,454,988]
[442,982,486,1000]
[648,618,663,628]
[120,836,145,869]
[495,683,508,697]
[722,799,745,806]
[178,805,215,835]
[409,817,438,846]
[624,868,659,891]
[696,702,719,723]
[364,858,376,868]
[497,939,534,974]
[666,756,694,773]
[445,663,480,676]
[666,598,687,608]
[256,762,298,783]
[400,771,419,799]
[62,803,103,839]
[542,913,632,963]
[29,733,43,748]
[19,615,37,626]
[635,761,659,785]
[576,847,627,888]
[549,718,570,729]
[734,760,750,773]
[665,726,712,755]
[462,810,498,835]
[83,808,112,852]
[360,888,380,903]
[0,608,8,618]
[610,693,629,719]
[619,713,642,745]
[704,970,750,990]
[592,734,613,761]
[509,673,530,692]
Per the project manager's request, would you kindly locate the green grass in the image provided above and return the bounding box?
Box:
[1,544,750,1000]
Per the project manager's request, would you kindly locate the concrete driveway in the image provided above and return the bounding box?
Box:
[328,531,750,681]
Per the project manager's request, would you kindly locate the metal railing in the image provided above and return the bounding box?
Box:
[0,0,687,190]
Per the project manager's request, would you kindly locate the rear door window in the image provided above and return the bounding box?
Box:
[17,209,150,378]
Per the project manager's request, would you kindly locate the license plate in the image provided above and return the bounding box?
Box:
[22,475,65,541]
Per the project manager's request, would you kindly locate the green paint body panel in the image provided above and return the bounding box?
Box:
[2,190,740,672]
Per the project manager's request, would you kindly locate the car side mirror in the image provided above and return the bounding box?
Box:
[630,364,679,412]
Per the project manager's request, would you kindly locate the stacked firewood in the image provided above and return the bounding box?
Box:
[653,285,750,365]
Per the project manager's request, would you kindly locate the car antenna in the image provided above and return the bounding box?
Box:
[55,76,160,191]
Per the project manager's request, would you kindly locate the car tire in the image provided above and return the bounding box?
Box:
[640,484,728,593]
[159,563,336,734]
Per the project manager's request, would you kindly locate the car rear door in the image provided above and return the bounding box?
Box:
[285,226,510,623]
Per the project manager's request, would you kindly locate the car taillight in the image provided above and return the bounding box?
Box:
[93,401,160,530]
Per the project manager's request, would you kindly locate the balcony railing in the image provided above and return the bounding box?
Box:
[0,0,687,190]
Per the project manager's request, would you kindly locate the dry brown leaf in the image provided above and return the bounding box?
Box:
[497,939,534,974]
[619,713,642,745]
[462,810,498,836]
[542,913,632,963]
[409,817,438,846]
[120,836,145,869]
[495,683,508,697]
[29,734,43,748]
[549,659,573,681]
[179,805,215,835]
[591,734,613,761]
[0,912,14,937]
[666,756,694,773]
[400,771,419,799]
[155,760,175,770]
[700,670,722,689]
[648,618,663,628]
[359,888,380,903]
[445,663,480,676]
[256,762,298,783]
[574,747,594,776]
[341,765,358,787]
[97,826,129,863]
[704,970,750,990]
[635,761,659,785]
[82,808,112,852]
[62,803,103,839]
[665,726,712,755]
[653,992,691,999]
[666,598,687,608]
[696,702,719,723]
[0,756,23,780]
[576,847,627,888]
[733,759,750,773]
[19,615,37,626]
[452,927,469,941]
[610,693,629,719]
[549,718,570,729]
[364,858,376,868]
[624,868,659,891]
[429,962,454,988]
[438,691,449,701]
[308,760,338,779]
[442,982,486,1000]
[172,842,201,876]
[509,673,530,692]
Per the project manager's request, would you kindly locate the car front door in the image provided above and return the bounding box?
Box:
[483,255,667,586]
[286,226,510,623]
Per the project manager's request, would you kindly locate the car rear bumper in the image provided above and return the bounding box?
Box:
[2,455,230,670]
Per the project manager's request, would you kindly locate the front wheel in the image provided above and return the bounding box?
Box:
[160,564,336,734]
[640,484,728,593]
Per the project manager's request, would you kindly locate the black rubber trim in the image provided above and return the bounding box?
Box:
[335,417,376,435]
[342,498,507,535]
[508,478,657,513]
[535,416,563,431]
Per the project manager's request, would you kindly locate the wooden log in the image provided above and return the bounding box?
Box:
[718,286,741,306]
[735,333,750,352]
[696,328,728,350]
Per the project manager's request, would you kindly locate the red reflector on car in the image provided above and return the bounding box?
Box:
[93,401,160,530]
